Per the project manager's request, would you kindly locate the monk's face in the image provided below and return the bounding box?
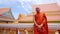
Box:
[36,8,40,13]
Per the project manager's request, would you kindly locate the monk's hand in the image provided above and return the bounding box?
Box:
[37,25,42,32]
[38,23,44,29]
[38,25,41,29]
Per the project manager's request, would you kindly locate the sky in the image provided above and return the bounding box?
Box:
[0,0,60,19]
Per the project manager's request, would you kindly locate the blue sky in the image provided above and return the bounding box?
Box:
[0,0,60,19]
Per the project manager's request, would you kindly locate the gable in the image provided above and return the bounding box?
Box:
[2,8,14,19]
[0,8,15,21]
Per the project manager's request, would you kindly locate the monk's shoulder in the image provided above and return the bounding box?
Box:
[40,12,45,15]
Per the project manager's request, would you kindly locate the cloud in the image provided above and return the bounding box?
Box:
[0,0,17,4]
[0,0,9,4]
[57,0,60,6]
[0,0,58,5]
[18,0,57,4]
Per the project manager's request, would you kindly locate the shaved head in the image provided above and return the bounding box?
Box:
[36,7,40,13]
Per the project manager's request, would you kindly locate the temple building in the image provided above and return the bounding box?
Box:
[0,8,15,23]
[0,3,60,34]
[17,3,60,23]
[16,3,60,34]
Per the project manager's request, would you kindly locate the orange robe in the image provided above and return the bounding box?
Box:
[34,13,48,34]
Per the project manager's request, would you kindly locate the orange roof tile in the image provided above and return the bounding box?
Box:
[0,15,14,21]
[0,8,15,21]
[19,3,60,21]
[32,3,60,12]
[0,8,9,15]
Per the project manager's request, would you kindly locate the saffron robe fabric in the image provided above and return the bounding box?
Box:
[34,13,48,34]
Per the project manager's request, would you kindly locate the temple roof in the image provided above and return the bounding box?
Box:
[32,3,60,12]
[0,8,15,21]
[18,3,60,22]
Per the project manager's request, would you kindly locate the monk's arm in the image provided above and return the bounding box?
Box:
[34,14,47,28]
[40,18,45,27]
[34,17,39,27]
[39,14,47,27]
[34,15,45,27]
[34,16,44,27]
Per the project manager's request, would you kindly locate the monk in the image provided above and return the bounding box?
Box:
[34,7,48,34]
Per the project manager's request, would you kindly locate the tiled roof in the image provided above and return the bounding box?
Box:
[0,15,14,21]
[18,3,60,21]
[32,3,60,12]
[0,8,15,21]
[0,8,9,15]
